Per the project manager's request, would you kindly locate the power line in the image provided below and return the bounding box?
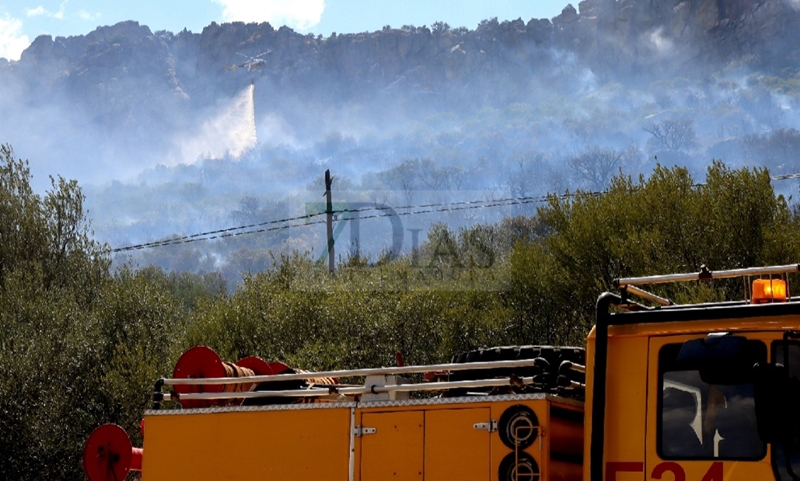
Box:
[110,194,557,253]
[770,172,800,181]
[112,219,329,252]
[110,211,327,252]
[109,171,800,253]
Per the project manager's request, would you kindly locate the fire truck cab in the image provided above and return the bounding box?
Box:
[590,265,800,481]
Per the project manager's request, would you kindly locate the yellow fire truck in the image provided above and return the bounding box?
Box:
[84,264,800,481]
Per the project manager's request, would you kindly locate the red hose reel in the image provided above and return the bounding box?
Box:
[172,345,290,408]
[83,346,292,481]
[83,424,141,481]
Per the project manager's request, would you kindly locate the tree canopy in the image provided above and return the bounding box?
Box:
[508,161,800,340]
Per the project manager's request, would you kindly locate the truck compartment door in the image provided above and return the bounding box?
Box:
[425,408,491,481]
[360,411,424,481]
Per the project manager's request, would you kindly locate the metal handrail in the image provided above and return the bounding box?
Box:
[615,264,800,288]
[161,359,545,386]
[169,376,541,401]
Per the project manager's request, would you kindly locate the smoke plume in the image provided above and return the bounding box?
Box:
[172,83,256,164]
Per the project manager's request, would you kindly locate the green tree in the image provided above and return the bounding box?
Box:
[0,145,111,480]
[507,162,800,343]
[0,144,109,297]
[0,146,201,481]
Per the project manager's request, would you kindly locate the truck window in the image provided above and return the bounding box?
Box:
[658,342,766,460]
[771,342,800,480]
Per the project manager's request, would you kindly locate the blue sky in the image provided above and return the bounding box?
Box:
[0,0,569,60]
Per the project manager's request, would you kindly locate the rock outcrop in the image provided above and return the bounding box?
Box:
[4,1,800,136]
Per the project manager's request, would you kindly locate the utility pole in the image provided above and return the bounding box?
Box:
[325,169,334,274]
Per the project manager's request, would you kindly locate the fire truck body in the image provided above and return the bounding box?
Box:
[82,264,800,481]
[142,394,583,481]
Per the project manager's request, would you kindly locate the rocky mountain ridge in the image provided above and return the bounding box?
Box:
[1,0,800,193]
[3,0,800,120]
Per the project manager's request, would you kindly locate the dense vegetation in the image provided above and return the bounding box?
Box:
[2,143,800,480]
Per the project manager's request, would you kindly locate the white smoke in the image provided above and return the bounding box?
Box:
[172,84,256,164]
[648,27,675,56]
[257,113,297,147]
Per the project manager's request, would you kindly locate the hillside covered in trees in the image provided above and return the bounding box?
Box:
[1,0,800,283]
[2,143,800,479]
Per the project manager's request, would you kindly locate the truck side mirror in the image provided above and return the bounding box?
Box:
[752,362,800,444]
